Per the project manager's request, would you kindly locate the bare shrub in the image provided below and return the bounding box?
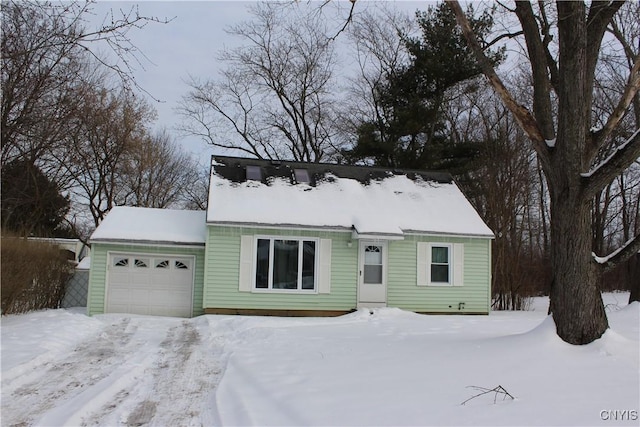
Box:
[1,234,73,314]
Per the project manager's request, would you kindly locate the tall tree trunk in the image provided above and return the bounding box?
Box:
[629,254,640,303]
[547,2,609,344]
[548,189,608,343]
[447,0,638,344]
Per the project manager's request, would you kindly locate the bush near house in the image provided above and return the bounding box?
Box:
[1,234,73,314]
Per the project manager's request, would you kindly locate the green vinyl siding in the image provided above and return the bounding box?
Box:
[387,235,491,313]
[205,225,491,314]
[203,226,357,311]
[87,243,206,316]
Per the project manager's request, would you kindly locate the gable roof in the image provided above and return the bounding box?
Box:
[90,206,207,245]
[208,156,493,238]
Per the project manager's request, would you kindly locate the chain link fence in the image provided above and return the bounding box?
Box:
[61,269,89,308]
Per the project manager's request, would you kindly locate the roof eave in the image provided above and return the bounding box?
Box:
[89,238,206,247]
[206,221,494,239]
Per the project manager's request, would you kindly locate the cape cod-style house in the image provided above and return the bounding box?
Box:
[87,156,494,317]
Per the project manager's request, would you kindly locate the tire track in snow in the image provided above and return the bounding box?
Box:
[2,316,227,427]
[121,320,224,426]
[1,318,138,427]
[67,318,225,426]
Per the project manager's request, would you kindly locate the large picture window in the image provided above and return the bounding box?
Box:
[255,237,317,291]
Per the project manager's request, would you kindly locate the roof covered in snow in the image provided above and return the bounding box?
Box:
[90,206,207,245]
[208,156,493,238]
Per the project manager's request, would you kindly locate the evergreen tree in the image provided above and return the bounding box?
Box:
[1,159,71,237]
[344,3,503,174]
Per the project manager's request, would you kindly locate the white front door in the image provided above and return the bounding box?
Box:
[357,241,387,308]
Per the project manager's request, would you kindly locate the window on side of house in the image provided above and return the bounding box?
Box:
[417,242,464,287]
[254,237,317,292]
[430,246,450,284]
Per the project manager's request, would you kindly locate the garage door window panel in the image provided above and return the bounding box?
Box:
[175,260,189,270]
[155,260,170,268]
[135,258,149,268]
[114,257,129,267]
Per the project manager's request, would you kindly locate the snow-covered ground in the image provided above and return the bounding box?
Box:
[1,293,638,426]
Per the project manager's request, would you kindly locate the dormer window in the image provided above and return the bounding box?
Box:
[294,168,310,184]
[246,165,262,181]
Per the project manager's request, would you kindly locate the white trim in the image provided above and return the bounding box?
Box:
[416,242,428,286]
[91,240,205,249]
[251,235,320,294]
[207,222,494,239]
[208,222,352,234]
[351,229,405,241]
[105,251,196,317]
[357,240,388,307]
[453,243,465,287]
[317,239,332,294]
[403,231,493,239]
[417,243,465,287]
[238,235,254,292]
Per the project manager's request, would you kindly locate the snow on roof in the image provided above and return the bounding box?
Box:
[207,168,494,238]
[90,206,207,245]
[76,257,91,270]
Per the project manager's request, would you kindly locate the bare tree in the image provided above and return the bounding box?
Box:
[450,82,549,310]
[1,0,84,169]
[181,165,211,211]
[337,6,414,155]
[1,0,168,171]
[589,2,640,302]
[179,2,340,162]
[446,0,640,344]
[119,130,202,209]
[63,87,156,226]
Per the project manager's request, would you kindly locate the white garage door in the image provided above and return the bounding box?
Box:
[107,253,194,317]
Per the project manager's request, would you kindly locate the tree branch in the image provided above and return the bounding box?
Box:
[607,16,638,63]
[445,0,550,168]
[592,55,640,150]
[514,2,556,140]
[586,1,625,76]
[537,0,559,92]
[582,128,640,198]
[327,0,356,42]
[484,31,523,50]
[593,234,640,273]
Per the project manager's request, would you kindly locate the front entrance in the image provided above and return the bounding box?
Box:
[357,241,387,308]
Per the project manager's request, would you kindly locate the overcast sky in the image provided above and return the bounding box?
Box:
[88,1,427,163]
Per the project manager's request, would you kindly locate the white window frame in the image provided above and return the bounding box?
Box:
[417,242,464,287]
[252,236,319,293]
[429,244,452,285]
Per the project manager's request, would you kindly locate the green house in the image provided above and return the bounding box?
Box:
[88,156,493,317]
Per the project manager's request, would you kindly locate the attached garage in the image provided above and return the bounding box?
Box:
[87,207,207,318]
[107,253,195,317]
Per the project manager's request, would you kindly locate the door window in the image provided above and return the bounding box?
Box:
[363,245,383,284]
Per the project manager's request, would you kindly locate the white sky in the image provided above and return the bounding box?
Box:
[86,1,430,164]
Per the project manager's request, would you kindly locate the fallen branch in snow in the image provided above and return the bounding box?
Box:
[461,385,515,405]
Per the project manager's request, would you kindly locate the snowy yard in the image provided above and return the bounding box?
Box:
[1,293,638,426]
